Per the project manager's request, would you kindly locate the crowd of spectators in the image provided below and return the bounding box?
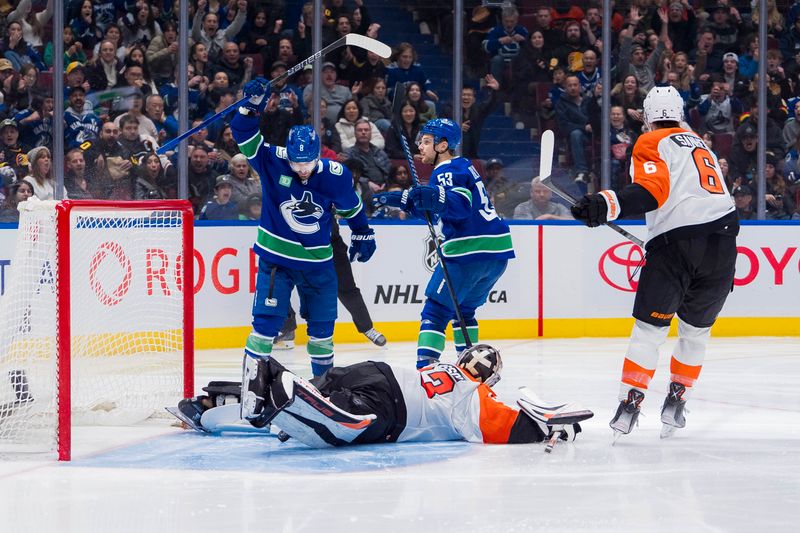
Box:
[0,1,798,222]
[471,0,800,219]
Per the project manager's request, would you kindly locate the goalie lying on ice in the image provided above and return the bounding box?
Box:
[170,345,593,448]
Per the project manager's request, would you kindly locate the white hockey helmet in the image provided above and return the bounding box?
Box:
[456,344,503,387]
[643,85,684,126]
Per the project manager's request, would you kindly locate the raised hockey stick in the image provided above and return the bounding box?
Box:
[397,130,472,349]
[538,130,645,248]
[157,34,392,155]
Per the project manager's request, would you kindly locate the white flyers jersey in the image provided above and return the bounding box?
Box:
[629,127,735,241]
[393,363,521,444]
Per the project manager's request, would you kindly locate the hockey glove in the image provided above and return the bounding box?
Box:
[241,77,271,114]
[408,185,446,215]
[349,227,376,262]
[372,189,412,211]
[570,190,620,228]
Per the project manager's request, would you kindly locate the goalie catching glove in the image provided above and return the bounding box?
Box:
[348,226,376,262]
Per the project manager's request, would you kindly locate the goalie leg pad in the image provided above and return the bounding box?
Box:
[270,371,377,448]
[240,355,295,427]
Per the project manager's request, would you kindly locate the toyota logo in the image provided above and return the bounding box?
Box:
[598,242,645,292]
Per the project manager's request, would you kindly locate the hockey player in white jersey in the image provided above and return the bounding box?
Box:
[170,344,593,448]
[570,86,739,439]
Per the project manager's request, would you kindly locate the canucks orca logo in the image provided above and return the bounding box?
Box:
[280,191,324,234]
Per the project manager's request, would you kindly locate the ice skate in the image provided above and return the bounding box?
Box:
[364,328,387,347]
[272,329,295,350]
[610,388,645,443]
[660,382,687,439]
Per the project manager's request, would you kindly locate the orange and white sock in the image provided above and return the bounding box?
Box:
[669,318,711,399]
[618,320,670,401]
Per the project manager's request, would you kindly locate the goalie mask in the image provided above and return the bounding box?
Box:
[456,344,503,387]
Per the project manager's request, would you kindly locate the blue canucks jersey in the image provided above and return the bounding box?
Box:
[231,113,368,270]
[428,157,514,263]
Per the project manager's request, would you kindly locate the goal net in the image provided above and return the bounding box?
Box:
[0,199,194,460]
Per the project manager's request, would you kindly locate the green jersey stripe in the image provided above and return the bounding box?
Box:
[238,131,264,158]
[452,187,472,204]
[335,196,364,219]
[442,233,514,257]
[256,227,333,262]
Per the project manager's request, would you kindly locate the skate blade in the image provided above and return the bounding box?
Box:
[660,424,678,439]
[165,406,208,433]
[611,429,626,446]
[272,341,295,351]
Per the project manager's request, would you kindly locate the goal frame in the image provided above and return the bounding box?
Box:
[54,199,194,460]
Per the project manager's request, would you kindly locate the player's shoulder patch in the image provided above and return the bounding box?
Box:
[327,160,343,175]
[275,146,287,159]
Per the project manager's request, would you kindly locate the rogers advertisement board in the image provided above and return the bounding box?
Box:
[0,222,797,337]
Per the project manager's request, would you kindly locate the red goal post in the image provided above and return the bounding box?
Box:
[0,199,194,461]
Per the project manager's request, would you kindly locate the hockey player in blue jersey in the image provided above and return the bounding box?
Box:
[230,77,377,380]
[375,118,515,368]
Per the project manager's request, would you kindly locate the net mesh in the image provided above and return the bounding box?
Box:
[0,200,188,455]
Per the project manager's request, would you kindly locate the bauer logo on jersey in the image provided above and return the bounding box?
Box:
[423,234,441,272]
[280,191,324,234]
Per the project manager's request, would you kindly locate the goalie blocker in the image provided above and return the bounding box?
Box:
[169,346,593,448]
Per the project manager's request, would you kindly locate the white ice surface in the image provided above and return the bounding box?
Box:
[1,338,798,533]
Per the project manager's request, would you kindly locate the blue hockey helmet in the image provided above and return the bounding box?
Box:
[286,125,321,176]
[418,118,461,151]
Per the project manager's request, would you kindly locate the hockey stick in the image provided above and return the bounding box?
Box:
[397,130,472,349]
[157,34,392,155]
[538,130,645,248]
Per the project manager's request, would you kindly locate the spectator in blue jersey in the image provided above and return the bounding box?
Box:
[385,42,437,103]
[69,0,103,51]
[482,6,528,83]
[373,119,514,369]
[14,90,52,151]
[577,49,600,97]
[64,86,102,149]
[231,77,377,379]
[200,174,240,220]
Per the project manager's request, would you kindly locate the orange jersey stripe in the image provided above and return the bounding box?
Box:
[621,357,656,389]
[630,128,682,207]
[477,385,519,444]
[670,356,703,387]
